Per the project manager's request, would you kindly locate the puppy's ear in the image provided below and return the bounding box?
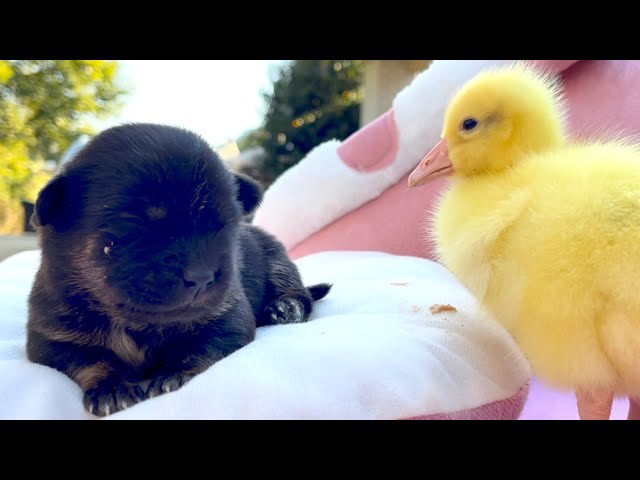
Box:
[31,175,69,229]
[234,173,263,215]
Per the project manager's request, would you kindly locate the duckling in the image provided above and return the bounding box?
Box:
[408,62,640,420]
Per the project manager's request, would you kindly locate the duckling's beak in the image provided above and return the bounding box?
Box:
[408,138,453,188]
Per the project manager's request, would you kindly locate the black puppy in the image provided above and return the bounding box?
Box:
[26,123,331,417]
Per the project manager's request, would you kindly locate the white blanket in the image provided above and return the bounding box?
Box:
[0,250,530,420]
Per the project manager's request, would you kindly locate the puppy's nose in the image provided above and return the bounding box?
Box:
[183,267,215,299]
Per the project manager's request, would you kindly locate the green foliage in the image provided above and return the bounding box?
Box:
[238,60,364,186]
[236,129,266,152]
[0,60,125,233]
[0,60,125,162]
[0,141,52,233]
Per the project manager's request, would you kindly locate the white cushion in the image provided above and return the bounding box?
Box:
[0,250,530,420]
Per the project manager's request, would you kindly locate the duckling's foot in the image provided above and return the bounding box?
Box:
[627,397,640,420]
[576,389,613,420]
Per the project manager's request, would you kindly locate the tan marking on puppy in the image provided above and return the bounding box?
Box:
[37,323,146,367]
[34,325,97,347]
[80,234,102,261]
[70,234,110,290]
[146,206,167,220]
[70,362,115,391]
[106,326,147,366]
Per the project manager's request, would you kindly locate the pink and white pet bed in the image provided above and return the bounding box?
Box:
[253,59,640,420]
[0,250,528,419]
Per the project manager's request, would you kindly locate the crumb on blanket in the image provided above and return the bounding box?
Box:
[429,304,457,314]
[410,305,421,313]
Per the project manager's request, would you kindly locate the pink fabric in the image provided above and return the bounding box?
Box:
[338,109,399,172]
[290,172,447,261]
[562,60,640,139]
[528,60,579,73]
[405,383,530,420]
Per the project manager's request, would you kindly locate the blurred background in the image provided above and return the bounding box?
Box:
[0,60,431,259]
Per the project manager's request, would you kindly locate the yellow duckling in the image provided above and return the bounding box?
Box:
[408,62,640,420]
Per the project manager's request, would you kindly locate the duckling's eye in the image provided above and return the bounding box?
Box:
[461,118,479,131]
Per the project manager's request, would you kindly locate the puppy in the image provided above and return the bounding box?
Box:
[26,123,331,417]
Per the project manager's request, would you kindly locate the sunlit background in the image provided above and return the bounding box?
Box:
[0,60,430,258]
[97,60,282,150]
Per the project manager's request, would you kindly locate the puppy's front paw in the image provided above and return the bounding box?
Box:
[265,297,307,324]
[83,382,146,417]
[146,373,194,399]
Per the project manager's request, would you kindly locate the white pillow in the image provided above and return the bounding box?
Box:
[0,250,530,420]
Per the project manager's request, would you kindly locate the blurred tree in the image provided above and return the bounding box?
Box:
[0,60,125,233]
[0,139,52,233]
[0,60,124,162]
[237,60,364,186]
[236,128,267,152]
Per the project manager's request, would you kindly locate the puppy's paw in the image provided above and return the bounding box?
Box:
[265,297,307,324]
[83,382,146,418]
[146,373,194,399]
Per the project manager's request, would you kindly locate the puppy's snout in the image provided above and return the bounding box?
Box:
[183,267,216,301]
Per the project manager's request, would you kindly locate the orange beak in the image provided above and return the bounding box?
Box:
[408,138,453,188]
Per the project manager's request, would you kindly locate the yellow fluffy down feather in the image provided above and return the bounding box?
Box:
[409,63,640,405]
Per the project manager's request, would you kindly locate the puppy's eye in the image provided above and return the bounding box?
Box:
[104,240,115,256]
